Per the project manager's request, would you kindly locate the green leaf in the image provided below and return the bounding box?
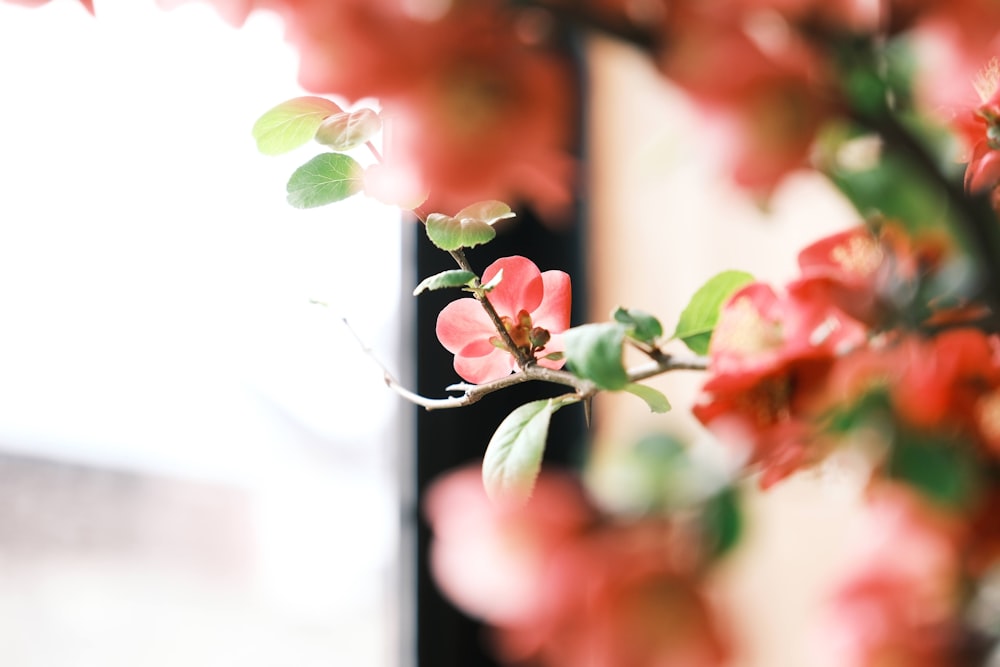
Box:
[888,433,980,509]
[482,398,570,503]
[701,486,743,560]
[563,323,629,390]
[613,307,663,344]
[412,270,476,296]
[425,213,497,251]
[252,97,342,156]
[827,150,951,232]
[314,108,382,151]
[673,270,755,354]
[286,153,364,209]
[622,383,671,413]
[454,200,516,225]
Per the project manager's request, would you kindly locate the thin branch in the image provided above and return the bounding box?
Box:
[344,315,706,410]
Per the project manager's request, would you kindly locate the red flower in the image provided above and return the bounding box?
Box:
[694,281,866,486]
[823,329,1000,455]
[425,466,595,625]
[789,224,953,328]
[951,57,1000,193]
[436,255,571,384]
[653,1,837,195]
[175,0,576,217]
[818,484,960,667]
[424,466,730,667]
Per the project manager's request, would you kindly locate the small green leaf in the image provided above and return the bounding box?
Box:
[701,486,743,559]
[613,307,663,344]
[482,398,570,503]
[286,153,364,209]
[454,200,516,225]
[314,108,382,151]
[252,97,342,156]
[622,383,671,413]
[888,433,980,509]
[673,270,755,354]
[412,270,477,296]
[563,323,629,390]
[425,213,497,250]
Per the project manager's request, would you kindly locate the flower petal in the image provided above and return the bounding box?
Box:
[535,332,567,371]
[454,348,516,384]
[531,270,572,333]
[482,256,544,317]
[436,298,495,354]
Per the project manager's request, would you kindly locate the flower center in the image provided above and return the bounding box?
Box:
[831,235,883,278]
[490,309,552,357]
[714,297,784,356]
[974,57,1000,105]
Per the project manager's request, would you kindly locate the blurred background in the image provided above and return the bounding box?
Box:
[0,2,406,665]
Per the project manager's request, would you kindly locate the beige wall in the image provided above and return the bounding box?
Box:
[585,35,869,667]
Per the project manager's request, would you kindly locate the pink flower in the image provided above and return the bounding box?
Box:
[818,484,961,667]
[693,281,867,486]
[436,255,571,384]
[424,466,730,667]
[167,0,577,217]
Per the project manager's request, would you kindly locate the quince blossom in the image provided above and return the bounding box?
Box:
[953,58,1000,193]
[425,466,729,667]
[436,256,571,385]
[819,485,961,667]
[694,281,867,487]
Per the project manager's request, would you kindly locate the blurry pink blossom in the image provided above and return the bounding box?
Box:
[818,484,961,667]
[425,466,730,667]
[435,255,571,384]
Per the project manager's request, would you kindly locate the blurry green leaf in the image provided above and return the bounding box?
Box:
[482,398,571,504]
[613,307,663,344]
[454,200,516,225]
[701,486,743,560]
[564,323,628,390]
[413,270,476,296]
[286,153,364,208]
[888,433,980,509]
[314,108,382,151]
[673,270,755,354]
[623,383,671,413]
[253,97,342,155]
[827,151,951,231]
[425,213,496,250]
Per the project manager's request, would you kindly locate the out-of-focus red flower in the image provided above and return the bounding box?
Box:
[168,0,576,217]
[435,255,571,384]
[818,484,961,667]
[693,281,866,486]
[653,1,838,195]
[949,57,1000,193]
[789,224,953,328]
[706,282,865,384]
[425,466,595,625]
[424,466,730,667]
[824,329,1000,456]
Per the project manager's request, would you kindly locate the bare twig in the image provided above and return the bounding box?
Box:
[345,313,707,410]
